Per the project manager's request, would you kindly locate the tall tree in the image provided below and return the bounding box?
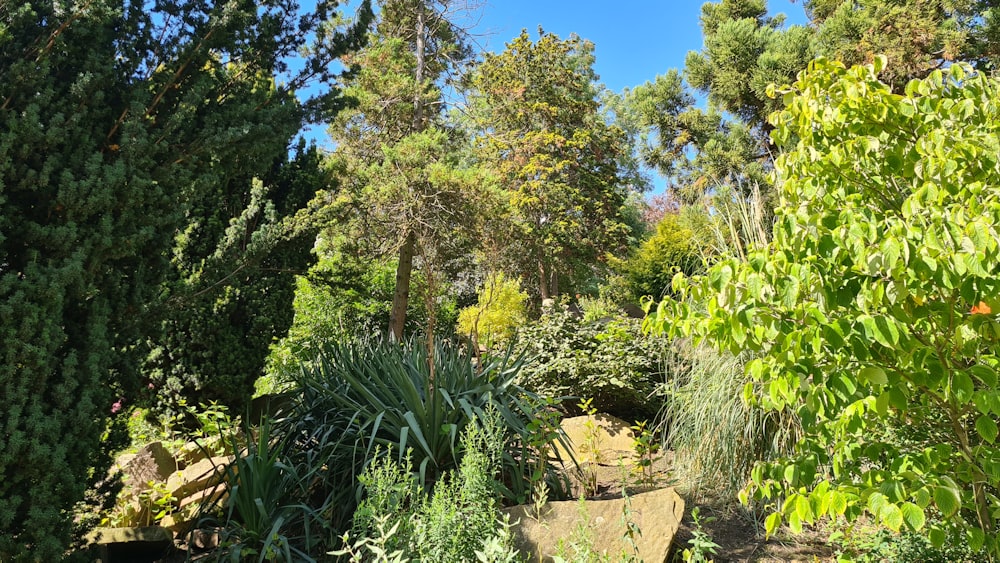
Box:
[806,0,995,88]
[623,0,1000,205]
[469,29,633,300]
[0,0,368,556]
[327,0,478,340]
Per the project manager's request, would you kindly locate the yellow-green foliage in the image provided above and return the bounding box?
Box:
[616,212,705,302]
[457,273,528,349]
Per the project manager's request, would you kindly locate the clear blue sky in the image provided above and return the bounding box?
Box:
[466,0,809,94]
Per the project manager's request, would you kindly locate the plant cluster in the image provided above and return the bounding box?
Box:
[333,411,521,562]
[516,303,670,421]
[651,58,1000,555]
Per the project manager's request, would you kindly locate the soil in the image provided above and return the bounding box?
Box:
[561,451,837,562]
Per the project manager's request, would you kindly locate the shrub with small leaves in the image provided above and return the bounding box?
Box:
[457,272,529,350]
[516,305,669,421]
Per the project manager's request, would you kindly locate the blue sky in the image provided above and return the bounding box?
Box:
[466,0,809,94]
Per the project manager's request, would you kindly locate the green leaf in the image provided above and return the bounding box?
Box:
[933,486,961,517]
[829,491,848,516]
[860,366,888,386]
[765,512,782,537]
[788,510,803,534]
[901,503,926,531]
[952,372,975,404]
[881,503,903,532]
[975,415,998,444]
[928,526,947,548]
[968,527,986,551]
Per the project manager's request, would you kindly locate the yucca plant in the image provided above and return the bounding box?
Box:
[196,419,339,562]
[290,336,569,505]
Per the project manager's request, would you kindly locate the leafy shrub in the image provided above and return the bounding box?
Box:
[610,211,706,303]
[457,272,529,349]
[515,305,669,421]
[287,337,569,508]
[266,256,459,385]
[651,59,1000,553]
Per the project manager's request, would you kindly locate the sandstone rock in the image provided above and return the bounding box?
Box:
[176,435,230,468]
[557,413,637,465]
[122,442,176,487]
[505,488,685,563]
[86,525,173,546]
[159,513,197,537]
[166,455,232,499]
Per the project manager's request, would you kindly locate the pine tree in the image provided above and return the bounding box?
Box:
[327,0,480,340]
[469,29,633,299]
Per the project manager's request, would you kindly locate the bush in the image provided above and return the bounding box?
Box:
[334,411,521,562]
[265,256,459,385]
[651,59,1000,552]
[286,337,570,509]
[457,272,529,350]
[610,211,706,303]
[515,304,669,421]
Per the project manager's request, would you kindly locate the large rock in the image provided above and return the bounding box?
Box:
[557,413,637,465]
[166,455,232,499]
[505,488,684,563]
[122,442,176,487]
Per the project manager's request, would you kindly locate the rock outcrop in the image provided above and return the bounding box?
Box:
[505,487,685,563]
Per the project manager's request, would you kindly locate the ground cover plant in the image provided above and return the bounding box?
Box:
[650,57,1000,555]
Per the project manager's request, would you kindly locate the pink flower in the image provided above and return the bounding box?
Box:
[111,399,123,414]
[148,382,155,389]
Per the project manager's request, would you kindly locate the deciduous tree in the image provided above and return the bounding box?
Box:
[650,58,1000,554]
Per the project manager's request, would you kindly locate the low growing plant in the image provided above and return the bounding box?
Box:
[333,410,523,562]
[197,419,337,562]
[680,507,720,563]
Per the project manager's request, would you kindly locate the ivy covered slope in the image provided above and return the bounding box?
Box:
[650,58,1000,553]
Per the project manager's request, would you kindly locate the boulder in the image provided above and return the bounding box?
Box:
[122,442,176,487]
[557,413,637,465]
[505,488,685,563]
[166,455,232,499]
[176,435,230,468]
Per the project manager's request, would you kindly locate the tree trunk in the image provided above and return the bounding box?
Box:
[389,230,416,340]
[412,6,426,132]
[538,261,550,301]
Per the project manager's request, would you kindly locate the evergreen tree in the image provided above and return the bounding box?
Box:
[327,0,480,340]
[0,0,368,556]
[469,29,633,300]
